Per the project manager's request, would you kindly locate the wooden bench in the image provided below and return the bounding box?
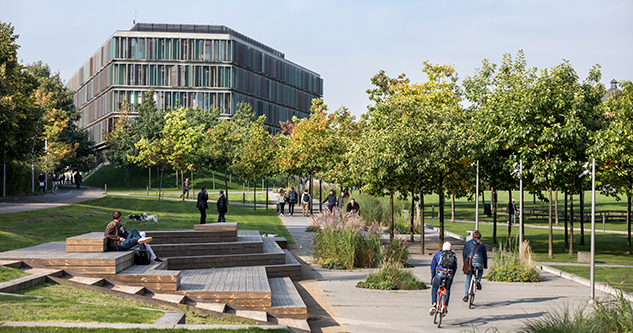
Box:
[66,232,106,253]
[193,222,238,231]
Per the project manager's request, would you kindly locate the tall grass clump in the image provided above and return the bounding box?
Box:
[310,210,381,269]
[355,192,408,227]
[356,237,425,290]
[592,292,633,332]
[487,239,541,283]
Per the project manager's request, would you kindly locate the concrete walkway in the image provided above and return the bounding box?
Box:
[0,185,105,215]
[278,212,611,333]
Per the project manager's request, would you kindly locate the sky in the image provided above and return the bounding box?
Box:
[2,0,632,118]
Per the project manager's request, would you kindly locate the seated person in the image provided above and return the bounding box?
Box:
[105,211,163,262]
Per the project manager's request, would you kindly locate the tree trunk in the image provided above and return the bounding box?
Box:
[230,172,232,183]
[564,190,569,251]
[247,180,250,192]
[309,173,314,215]
[181,170,185,201]
[492,188,498,244]
[319,179,322,212]
[390,192,395,241]
[507,189,512,247]
[191,169,193,182]
[159,165,165,201]
[266,178,269,211]
[176,167,178,187]
[548,184,554,259]
[451,193,455,222]
[569,191,574,256]
[224,169,229,204]
[439,173,445,246]
[420,186,425,255]
[555,189,559,226]
[149,168,151,190]
[580,189,585,246]
[126,167,130,188]
[254,178,257,213]
[213,170,215,190]
[481,189,485,210]
[410,191,415,242]
[627,194,631,255]
[533,193,536,208]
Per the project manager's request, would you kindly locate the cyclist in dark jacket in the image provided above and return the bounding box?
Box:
[430,241,457,316]
[462,230,488,302]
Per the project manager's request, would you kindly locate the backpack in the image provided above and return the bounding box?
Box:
[440,250,457,269]
[302,193,310,203]
[289,191,297,203]
[134,249,151,265]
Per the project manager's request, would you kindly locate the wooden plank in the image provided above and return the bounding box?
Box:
[193,222,237,231]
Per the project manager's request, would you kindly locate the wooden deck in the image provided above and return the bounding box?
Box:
[0,242,132,274]
[193,222,238,231]
[150,235,263,257]
[175,266,271,309]
[265,249,301,281]
[269,277,307,319]
[146,229,237,244]
[95,260,181,291]
[66,232,106,252]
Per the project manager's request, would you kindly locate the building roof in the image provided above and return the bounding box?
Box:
[130,23,284,59]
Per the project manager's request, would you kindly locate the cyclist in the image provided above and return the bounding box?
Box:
[463,230,488,302]
[430,241,458,316]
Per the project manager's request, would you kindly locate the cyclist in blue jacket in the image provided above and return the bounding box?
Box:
[430,241,458,316]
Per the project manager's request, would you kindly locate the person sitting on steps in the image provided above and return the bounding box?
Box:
[104,211,163,262]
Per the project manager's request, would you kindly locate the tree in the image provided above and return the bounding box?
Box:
[105,101,137,187]
[592,80,633,254]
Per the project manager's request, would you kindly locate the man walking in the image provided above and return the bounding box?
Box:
[74,172,82,190]
[182,178,190,199]
[217,190,228,222]
[507,197,517,225]
[196,185,209,224]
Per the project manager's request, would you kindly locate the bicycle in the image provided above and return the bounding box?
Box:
[467,272,477,309]
[433,276,449,328]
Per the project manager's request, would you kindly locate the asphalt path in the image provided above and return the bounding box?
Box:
[0,185,105,215]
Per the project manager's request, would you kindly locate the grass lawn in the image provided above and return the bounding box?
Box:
[549,265,633,294]
[0,195,292,253]
[0,266,29,283]
[424,219,633,266]
[108,190,275,206]
[0,328,285,333]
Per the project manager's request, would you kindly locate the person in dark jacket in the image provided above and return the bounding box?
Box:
[346,198,360,214]
[74,172,82,189]
[37,172,46,195]
[507,197,517,225]
[196,185,209,224]
[429,241,458,316]
[462,230,488,302]
[217,190,228,222]
[322,190,337,212]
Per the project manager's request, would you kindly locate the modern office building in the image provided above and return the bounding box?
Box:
[67,23,323,149]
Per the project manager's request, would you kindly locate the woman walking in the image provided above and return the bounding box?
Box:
[276,189,287,217]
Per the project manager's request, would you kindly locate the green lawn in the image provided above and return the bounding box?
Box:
[0,195,292,253]
[0,266,29,283]
[0,328,283,333]
[424,219,633,266]
[108,191,275,206]
[549,265,633,294]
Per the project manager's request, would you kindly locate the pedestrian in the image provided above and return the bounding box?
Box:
[429,241,458,316]
[301,188,311,216]
[463,230,488,302]
[38,172,46,195]
[217,190,228,222]
[346,198,360,214]
[51,173,58,193]
[287,186,298,217]
[322,189,337,212]
[507,197,517,225]
[276,189,286,217]
[74,172,82,189]
[338,188,349,212]
[196,185,209,224]
[182,178,190,199]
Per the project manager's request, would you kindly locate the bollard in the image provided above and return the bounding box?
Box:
[602,214,605,231]
[105,184,107,194]
[243,192,245,204]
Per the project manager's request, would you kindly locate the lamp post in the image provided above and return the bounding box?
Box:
[471,160,480,230]
[579,159,596,299]
[511,161,524,255]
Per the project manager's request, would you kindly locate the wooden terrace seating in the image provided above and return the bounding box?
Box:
[66,232,107,252]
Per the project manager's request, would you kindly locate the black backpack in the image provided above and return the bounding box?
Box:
[302,193,310,202]
[289,191,297,203]
[440,250,457,269]
[134,249,151,265]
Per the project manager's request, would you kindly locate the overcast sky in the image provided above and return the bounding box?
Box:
[2,0,631,117]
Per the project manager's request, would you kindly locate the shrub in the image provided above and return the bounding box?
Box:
[355,192,408,226]
[487,240,541,283]
[356,262,426,290]
[311,210,381,269]
[592,292,633,332]
[518,303,597,333]
[391,211,421,235]
[382,238,409,267]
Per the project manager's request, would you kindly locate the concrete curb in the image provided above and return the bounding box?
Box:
[0,321,291,330]
[538,264,633,303]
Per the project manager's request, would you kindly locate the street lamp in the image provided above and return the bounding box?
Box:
[511,161,524,255]
[579,159,596,300]
[471,160,480,230]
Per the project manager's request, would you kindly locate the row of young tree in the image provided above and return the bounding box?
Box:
[0,22,97,195]
[106,51,631,258]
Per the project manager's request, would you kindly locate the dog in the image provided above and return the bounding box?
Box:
[128,213,158,223]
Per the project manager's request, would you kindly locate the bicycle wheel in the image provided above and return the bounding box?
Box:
[468,279,475,309]
[437,293,445,328]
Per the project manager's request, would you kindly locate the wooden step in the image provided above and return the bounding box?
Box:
[273,237,287,249]
[67,276,105,286]
[193,222,237,231]
[265,250,301,281]
[110,284,145,295]
[0,269,63,293]
[0,260,23,269]
[66,232,106,252]
[277,317,311,333]
[233,309,268,322]
[150,237,263,258]
[268,277,307,319]
[149,292,186,304]
[146,230,237,244]
[96,261,180,291]
[194,302,226,313]
[175,266,271,309]
[166,237,284,270]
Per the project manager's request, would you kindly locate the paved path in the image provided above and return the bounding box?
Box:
[0,185,105,215]
[278,211,610,333]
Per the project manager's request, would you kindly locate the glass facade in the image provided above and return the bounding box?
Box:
[67,24,323,146]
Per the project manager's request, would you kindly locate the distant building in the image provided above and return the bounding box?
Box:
[67,23,323,149]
